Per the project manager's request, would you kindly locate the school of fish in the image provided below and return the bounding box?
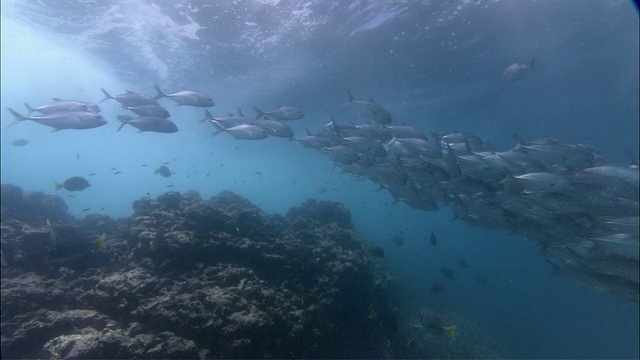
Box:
[5,82,639,302]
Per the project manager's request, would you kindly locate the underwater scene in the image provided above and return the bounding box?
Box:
[1,0,638,359]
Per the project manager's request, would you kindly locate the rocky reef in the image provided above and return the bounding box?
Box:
[1,184,408,359]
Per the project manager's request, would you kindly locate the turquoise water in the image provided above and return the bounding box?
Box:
[1,1,638,358]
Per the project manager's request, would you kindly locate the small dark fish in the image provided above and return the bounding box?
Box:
[11,138,29,146]
[163,162,170,165]
[255,171,263,176]
[368,246,385,258]
[100,208,104,211]
[67,195,75,198]
[111,168,117,170]
[456,258,469,268]
[430,281,445,294]
[87,173,96,176]
[206,173,210,177]
[392,233,405,248]
[76,153,80,160]
[114,171,123,175]
[142,164,148,167]
[166,185,174,188]
[430,232,438,247]
[476,276,489,286]
[145,192,150,197]
[81,208,90,212]
[54,176,91,192]
[155,165,172,178]
[440,267,455,281]
[292,181,296,187]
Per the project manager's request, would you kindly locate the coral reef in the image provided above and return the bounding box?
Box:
[1,184,409,359]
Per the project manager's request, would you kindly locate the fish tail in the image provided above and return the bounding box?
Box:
[347,90,354,103]
[23,103,36,114]
[200,109,213,123]
[443,325,457,340]
[6,108,26,127]
[209,120,225,136]
[53,182,63,191]
[253,106,266,120]
[100,88,113,103]
[153,84,166,100]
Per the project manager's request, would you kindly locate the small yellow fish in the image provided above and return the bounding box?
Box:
[368,304,378,320]
[46,219,52,228]
[442,325,457,340]
[93,233,107,249]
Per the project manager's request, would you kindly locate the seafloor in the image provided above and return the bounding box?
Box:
[1,183,500,359]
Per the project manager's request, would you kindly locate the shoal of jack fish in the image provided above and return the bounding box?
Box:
[5,82,639,302]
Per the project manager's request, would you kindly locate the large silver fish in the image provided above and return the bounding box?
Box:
[7,108,106,131]
[25,98,101,114]
[116,115,178,133]
[100,88,158,107]
[345,90,391,125]
[154,84,214,107]
[253,106,304,121]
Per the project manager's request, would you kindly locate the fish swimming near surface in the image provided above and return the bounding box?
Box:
[154,84,214,107]
[100,88,158,107]
[419,308,457,340]
[7,108,107,131]
[210,122,269,140]
[155,165,172,178]
[54,176,91,192]
[253,106,304,121]
[249,119,294,138]
[503,58,536,81]
[117,115,178,133]
[125,104,171,118]
[24,99,101,114]
[345,90,392,125]
[11,138,29,146]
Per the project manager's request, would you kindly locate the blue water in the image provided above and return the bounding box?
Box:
[1,0,638,358]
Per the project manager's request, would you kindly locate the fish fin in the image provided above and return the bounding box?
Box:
[51,97,62,101]
[305,128,312,136]
[53,182,63,191]
[23,103,36,113]
[253,106,265,120]
[100,88,113,102]
[442,325,457,340]
[237,108,245,118]
[126,90,135,93]
[153,84,166,100]
[343,90,355,105]
[200,109,213,123]
[50,128,63,133]
[6,108,26,127]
